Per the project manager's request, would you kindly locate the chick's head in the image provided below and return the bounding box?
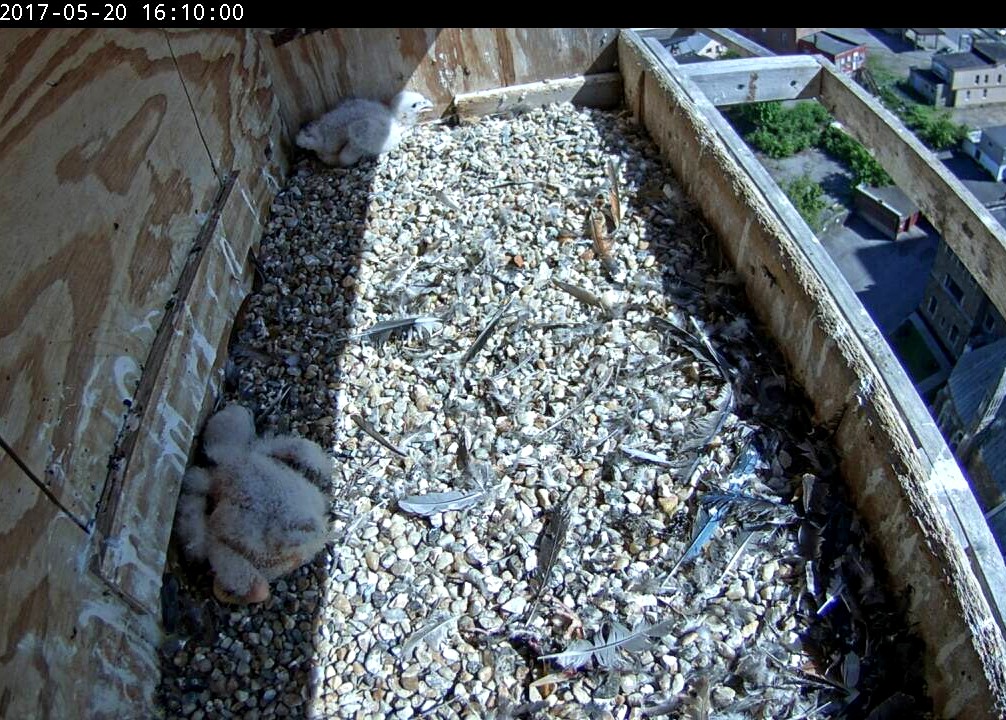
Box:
[390,90,433,125]
[202,403,256,463]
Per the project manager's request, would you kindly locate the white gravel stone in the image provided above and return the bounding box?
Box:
[158,101,929,720]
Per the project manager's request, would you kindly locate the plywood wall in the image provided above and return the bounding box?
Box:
[259,27,619,145]
[0,28,282,717]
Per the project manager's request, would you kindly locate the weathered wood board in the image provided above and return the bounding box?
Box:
[679,55,822,106]
[0,28,281,717]
[258,28,619,142]
[0,471,162,718]
[618,31,1006,717]
[92,29,283,613]
[453,72,623,119]
[0,29,219,523]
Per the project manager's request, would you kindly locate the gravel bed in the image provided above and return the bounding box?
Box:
[159,103,930,719]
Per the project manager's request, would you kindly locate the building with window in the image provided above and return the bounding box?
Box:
[732,28,824,54]
[920,239,1006,359]
[909,41,1006,107]
[797,32,867,74]
[962,125,1006,182]
[931,339,1006,552]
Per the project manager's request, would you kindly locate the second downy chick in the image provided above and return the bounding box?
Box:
[295,90,434,166]
[174,404,332,604]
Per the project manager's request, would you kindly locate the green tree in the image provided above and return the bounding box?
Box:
[904,106,969,150]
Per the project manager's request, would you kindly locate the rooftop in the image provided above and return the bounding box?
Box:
[856,183,919,217]
[983,125,1006,150]
[947,337,1006,425]
[803,31,863,57]
[934,51,993,72]
[974,40,1006,64]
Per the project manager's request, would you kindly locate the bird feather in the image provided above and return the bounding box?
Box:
[539,618,674,669]
[351,316,442,344]
[525,499,572,624]
[460,293,517,367]
[351,413,408,457]
[399,610,457,662]
[607,157,622,227]
[398,489,485,516]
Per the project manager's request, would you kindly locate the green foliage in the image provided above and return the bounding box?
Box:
[866,57,969,150]
[738,101,831,158]
[785,174,827,228]
[903,105,969,150]
[819,126,893,187]
[866,55,899,88]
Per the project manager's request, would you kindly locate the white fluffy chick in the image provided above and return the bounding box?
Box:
[295,90,433,166]
[174,403,332,604]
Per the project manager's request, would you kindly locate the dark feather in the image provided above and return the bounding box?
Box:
[525,498,572,624]
[460,295,516,367]
[607,157,622,227]
[350,413,408,457]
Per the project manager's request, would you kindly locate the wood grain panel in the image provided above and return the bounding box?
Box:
[259,28,618,143]
[90,30,281,611]
[165,29,287,194]
[0,472,160,718]
[0,28,281,715]
[95,173,259,611]
[0,29,219,522]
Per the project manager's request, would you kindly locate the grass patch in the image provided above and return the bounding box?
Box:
[889,319,940,382]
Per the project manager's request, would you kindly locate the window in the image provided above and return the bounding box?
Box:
[976,74,981,84]
[984,89,989,98]
[999,74,1003,84]
[949,324,960,343]
[928,296,938,314]
[966,90,972,100]
[944,274,965,305]
[985,74,990,83]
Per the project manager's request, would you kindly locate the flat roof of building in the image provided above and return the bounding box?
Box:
[935,52,993,71]
[804,31,862,56]
[974,40,1006,64]
[983,125,1006,149]
[856,184,919,218]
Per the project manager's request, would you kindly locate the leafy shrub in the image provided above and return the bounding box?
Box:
[903,106,969,150]
[819,126,893,186]
[785,174,827,228]
[738,101,831,158]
